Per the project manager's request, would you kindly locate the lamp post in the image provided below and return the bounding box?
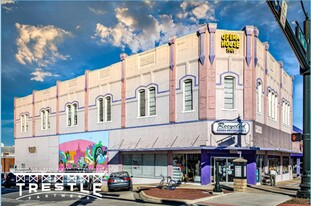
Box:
[213,162,223,193]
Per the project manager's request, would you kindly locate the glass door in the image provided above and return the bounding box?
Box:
[213,157,235,183]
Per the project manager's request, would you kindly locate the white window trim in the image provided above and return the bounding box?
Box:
[147,87,156,116]
[66,103,78,127]
[257,81,262,114]
[97,98,104,123]
[183,79,194,112]
[41,109,50,130]
[274,94,278,121]
[268,90,272,118]
[105,96,112,122]
[224,76,235,110]
[138,89,146,117]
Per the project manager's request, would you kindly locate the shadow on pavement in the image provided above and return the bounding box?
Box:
[247,185,297,197]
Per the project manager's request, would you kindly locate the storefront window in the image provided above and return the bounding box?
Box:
[173,154,200,182]
[269,156,280,174]
[283,156,289,174]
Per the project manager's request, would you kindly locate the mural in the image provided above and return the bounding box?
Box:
[59,131,109,172]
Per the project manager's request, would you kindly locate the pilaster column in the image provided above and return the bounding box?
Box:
[201,150,211,185]
[279,61,283,129]
[120,53,128,128]
[168,151,173,177]
[85,70,89,132]
[168,36,176,123]
[263,42,269,125]
[32,90,36,137]
[243,26,255,121]
[197,25,208,120]
[207,23,217,119]
[56,81,60,135]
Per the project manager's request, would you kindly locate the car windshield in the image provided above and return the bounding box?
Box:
[110,172,129,178]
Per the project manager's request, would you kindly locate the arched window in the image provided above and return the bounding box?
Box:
[105,96,112,121]
[183,79,193,111]
[268,89,272,118]
[41,109,50,130]
[20,113,29,132]
[139,89,146,117]
[257,81,262,114]
[224,76,235,109]
[274,94,278,121]
[98,98,104,122]
[148,87,156,115]
[66,103,78,126]
[282,100,286,124]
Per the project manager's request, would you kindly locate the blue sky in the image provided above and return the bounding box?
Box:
[1,0,309,146]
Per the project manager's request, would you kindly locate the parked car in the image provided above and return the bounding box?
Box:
[107,172,132,192]
[63,168,89,190]
[5,172,30,188]
[1,173,6,186]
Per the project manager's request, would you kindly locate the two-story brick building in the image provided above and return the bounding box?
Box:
[14,24,299,185]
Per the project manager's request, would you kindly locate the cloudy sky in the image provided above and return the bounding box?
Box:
[1,0,309,146]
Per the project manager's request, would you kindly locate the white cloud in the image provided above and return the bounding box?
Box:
[93,2,216,53]
[30,68,59,82]
[88,7,106,15]
[1,0,14,5]
[15,23,71,67]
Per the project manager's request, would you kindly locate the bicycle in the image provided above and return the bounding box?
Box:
[158,176,177,190]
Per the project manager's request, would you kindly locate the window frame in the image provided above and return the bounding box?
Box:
[224,76,235,110]
[105,96,112,122]
[138,89,146,117]
[40,109,51,130]
[148,87,156,116]
[97,97,104,123]
[257,80,262,114]
[183,79,194,112]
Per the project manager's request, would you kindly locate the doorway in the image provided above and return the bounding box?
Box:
[212,157,235,183]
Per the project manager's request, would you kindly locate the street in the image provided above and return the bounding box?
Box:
[1,186,175,206]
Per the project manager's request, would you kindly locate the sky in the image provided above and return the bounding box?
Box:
[1,0,310,146]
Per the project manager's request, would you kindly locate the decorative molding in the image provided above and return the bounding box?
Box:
[197,25,206,65]
[168,36,175,70]
[243,26,254,67]
[254,27,259,67]
[208,23,217,65]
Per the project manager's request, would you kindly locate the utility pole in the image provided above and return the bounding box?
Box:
[266,0,310,198]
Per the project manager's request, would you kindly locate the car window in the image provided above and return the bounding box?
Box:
[110,172,129,178]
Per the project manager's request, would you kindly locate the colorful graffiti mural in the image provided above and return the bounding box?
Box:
[59,131,109,172]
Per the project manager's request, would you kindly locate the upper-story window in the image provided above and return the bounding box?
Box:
[148,87,156,116]
[41,109,50,130]
[183,79,193,111]
[98,96,112,122]
[257,80,262,114]
[274,94,278,121]
[282,101,290,125]
[66,103,78,127]
[105,96,112,121]
[20,114,29,132]
[224,76,235,109]
[139,89,146,117]
[268,89,272,118]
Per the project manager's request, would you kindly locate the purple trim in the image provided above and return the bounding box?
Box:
[264,42,269,75]
[176,75,199,90]
[256,78,265,94]
[209,32,215,65]
[61,101,82,113]
[125,83,169,101]
[291,153,303,157]
[254,37,258,67]
[168,37,175,70]
[266,86,278,96]
[246,35,252,66]
[201,150,211,185]
[245,152,257,185]
[197,28,206,65]
[216,71,243,86]
[208,23,217,65]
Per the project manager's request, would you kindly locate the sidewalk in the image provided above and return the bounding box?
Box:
[137,178,303,206]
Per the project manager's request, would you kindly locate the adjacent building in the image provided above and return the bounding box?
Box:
[14,24,300,185]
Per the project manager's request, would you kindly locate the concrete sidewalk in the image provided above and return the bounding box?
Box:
[137,178,302,206]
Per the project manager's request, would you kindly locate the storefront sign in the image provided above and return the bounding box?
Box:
[212,121,250,135]
[221,34,240,53]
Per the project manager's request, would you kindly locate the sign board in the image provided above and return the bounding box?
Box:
[296,26,307,53]
[221,33,241,54]
[235,165,242,177]
[212,121,250,135]
[280,0,288,29]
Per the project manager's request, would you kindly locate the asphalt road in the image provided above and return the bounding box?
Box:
[1,186,179,206]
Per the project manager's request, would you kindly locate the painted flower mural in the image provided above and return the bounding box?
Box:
[58,132,109,172]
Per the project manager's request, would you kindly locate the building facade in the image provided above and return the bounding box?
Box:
[14,24,299,185]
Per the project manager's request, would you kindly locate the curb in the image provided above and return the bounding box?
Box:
[137,186,229,206]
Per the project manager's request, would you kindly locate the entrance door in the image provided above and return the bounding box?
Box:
[213,157,235,183]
